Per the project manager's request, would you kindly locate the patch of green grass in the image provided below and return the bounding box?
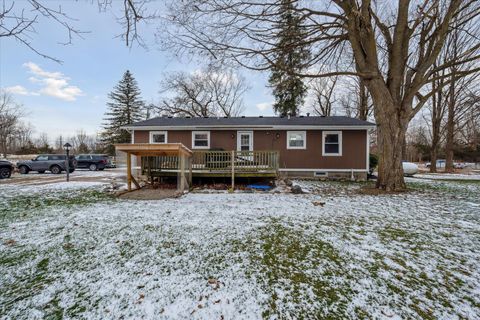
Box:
[0,249,56,314]
[236,218,356,319]
[0,189,115,221]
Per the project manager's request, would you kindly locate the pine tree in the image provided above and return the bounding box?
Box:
[102,70,144,153]
[268,0,310,116]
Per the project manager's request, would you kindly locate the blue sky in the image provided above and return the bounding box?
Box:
[0,1,274,140]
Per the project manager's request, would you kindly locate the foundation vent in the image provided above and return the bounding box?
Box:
[314,171,328,177]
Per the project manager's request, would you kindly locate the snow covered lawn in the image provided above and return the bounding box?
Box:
[1,179,479,319]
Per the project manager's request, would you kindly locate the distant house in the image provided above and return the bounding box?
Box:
[123,115,375,180]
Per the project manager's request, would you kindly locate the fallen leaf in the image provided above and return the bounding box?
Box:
[4,239,16,246]
[63,243,74,249]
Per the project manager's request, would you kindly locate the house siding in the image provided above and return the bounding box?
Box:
[134,129,367,170]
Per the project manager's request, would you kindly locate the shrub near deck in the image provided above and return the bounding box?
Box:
[0,180,479,319]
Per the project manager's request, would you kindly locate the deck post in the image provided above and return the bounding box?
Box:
[127,151,132,191]
[188,157,193,187]
[231,150,235,190]
[179,153,186,191]
[147,156,152,185]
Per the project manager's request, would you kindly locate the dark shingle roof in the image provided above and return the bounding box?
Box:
[125,116,375,128]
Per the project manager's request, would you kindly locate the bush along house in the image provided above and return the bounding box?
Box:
[121,115,376,181]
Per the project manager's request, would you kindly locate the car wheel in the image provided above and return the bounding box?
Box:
[0,167,11,179]
[89,164,97,171]
[50,165,62,174]
[19,166,29,174]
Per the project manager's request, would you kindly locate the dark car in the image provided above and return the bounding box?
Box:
[17,154,76,174]
[75,154,109,171]
[0,160,14,179]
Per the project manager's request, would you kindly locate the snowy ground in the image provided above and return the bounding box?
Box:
[412,173,480,181]
[1,178,479,319]
[2,169,126,187]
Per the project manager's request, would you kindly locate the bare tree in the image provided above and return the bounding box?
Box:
[14,122,34,150]
[425,66,448,173]
[338,77,373,121]
[0,92,24,158]
[309,77,338,117]
[35,132,52,153]
[71,129,90,154]
[0,0,157,62]
[158,66,249,117]
[157,0,480,191]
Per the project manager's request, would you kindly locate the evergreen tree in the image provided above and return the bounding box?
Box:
[102,70,144,153]
[268,0,310,116]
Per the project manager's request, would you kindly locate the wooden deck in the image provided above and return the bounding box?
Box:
[115,143,193,191]
[141,150,279,178]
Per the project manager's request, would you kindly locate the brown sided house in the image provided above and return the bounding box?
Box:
[123,116,376,180]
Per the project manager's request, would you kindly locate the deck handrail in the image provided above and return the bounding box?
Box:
[142,150,279,173]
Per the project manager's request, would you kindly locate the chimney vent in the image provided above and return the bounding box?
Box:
[307,113,310,117]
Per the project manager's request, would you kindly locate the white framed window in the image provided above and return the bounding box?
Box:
[192,131,210,149]
[322,131,342,156]
[237,131,253,151]
[287,131,306,149]
[150,131,168,144]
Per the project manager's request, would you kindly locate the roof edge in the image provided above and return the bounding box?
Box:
[122,124,376,130]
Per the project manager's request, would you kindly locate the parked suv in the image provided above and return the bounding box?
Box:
[0,160,14,179]
[75,154,109,171]
[17,154,76,174]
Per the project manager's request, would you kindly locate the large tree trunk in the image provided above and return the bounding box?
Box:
[430,147,438,173]
[430,78,440,173]
[375,112,407,191]
[358,78,369,121]
[445,74,456,173]
[445,106,455,173]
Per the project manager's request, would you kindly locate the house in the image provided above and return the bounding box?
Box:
[122,115,375,180]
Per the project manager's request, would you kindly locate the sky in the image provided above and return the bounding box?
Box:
[0,1,274,141]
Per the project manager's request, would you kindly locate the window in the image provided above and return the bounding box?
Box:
[48,155,64,160]
[287,131,306,149]
[36,155,48,161]
[192,131,210,149]
[150,131,167,144]
[237,131,253,151]
[322,131,342,156]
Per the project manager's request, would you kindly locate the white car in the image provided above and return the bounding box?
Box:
[403,162,418,176]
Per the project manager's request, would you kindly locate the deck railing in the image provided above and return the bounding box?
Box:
[141,150,279,175]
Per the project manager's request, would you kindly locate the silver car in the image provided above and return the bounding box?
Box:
[17,154,77,174]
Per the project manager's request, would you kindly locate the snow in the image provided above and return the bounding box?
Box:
[413,173,480,181]
[1,179,479,319]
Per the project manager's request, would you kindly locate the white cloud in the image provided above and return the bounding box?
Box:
[23,62,83,101]
[256,101,273,112]
[3,85,30,95]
